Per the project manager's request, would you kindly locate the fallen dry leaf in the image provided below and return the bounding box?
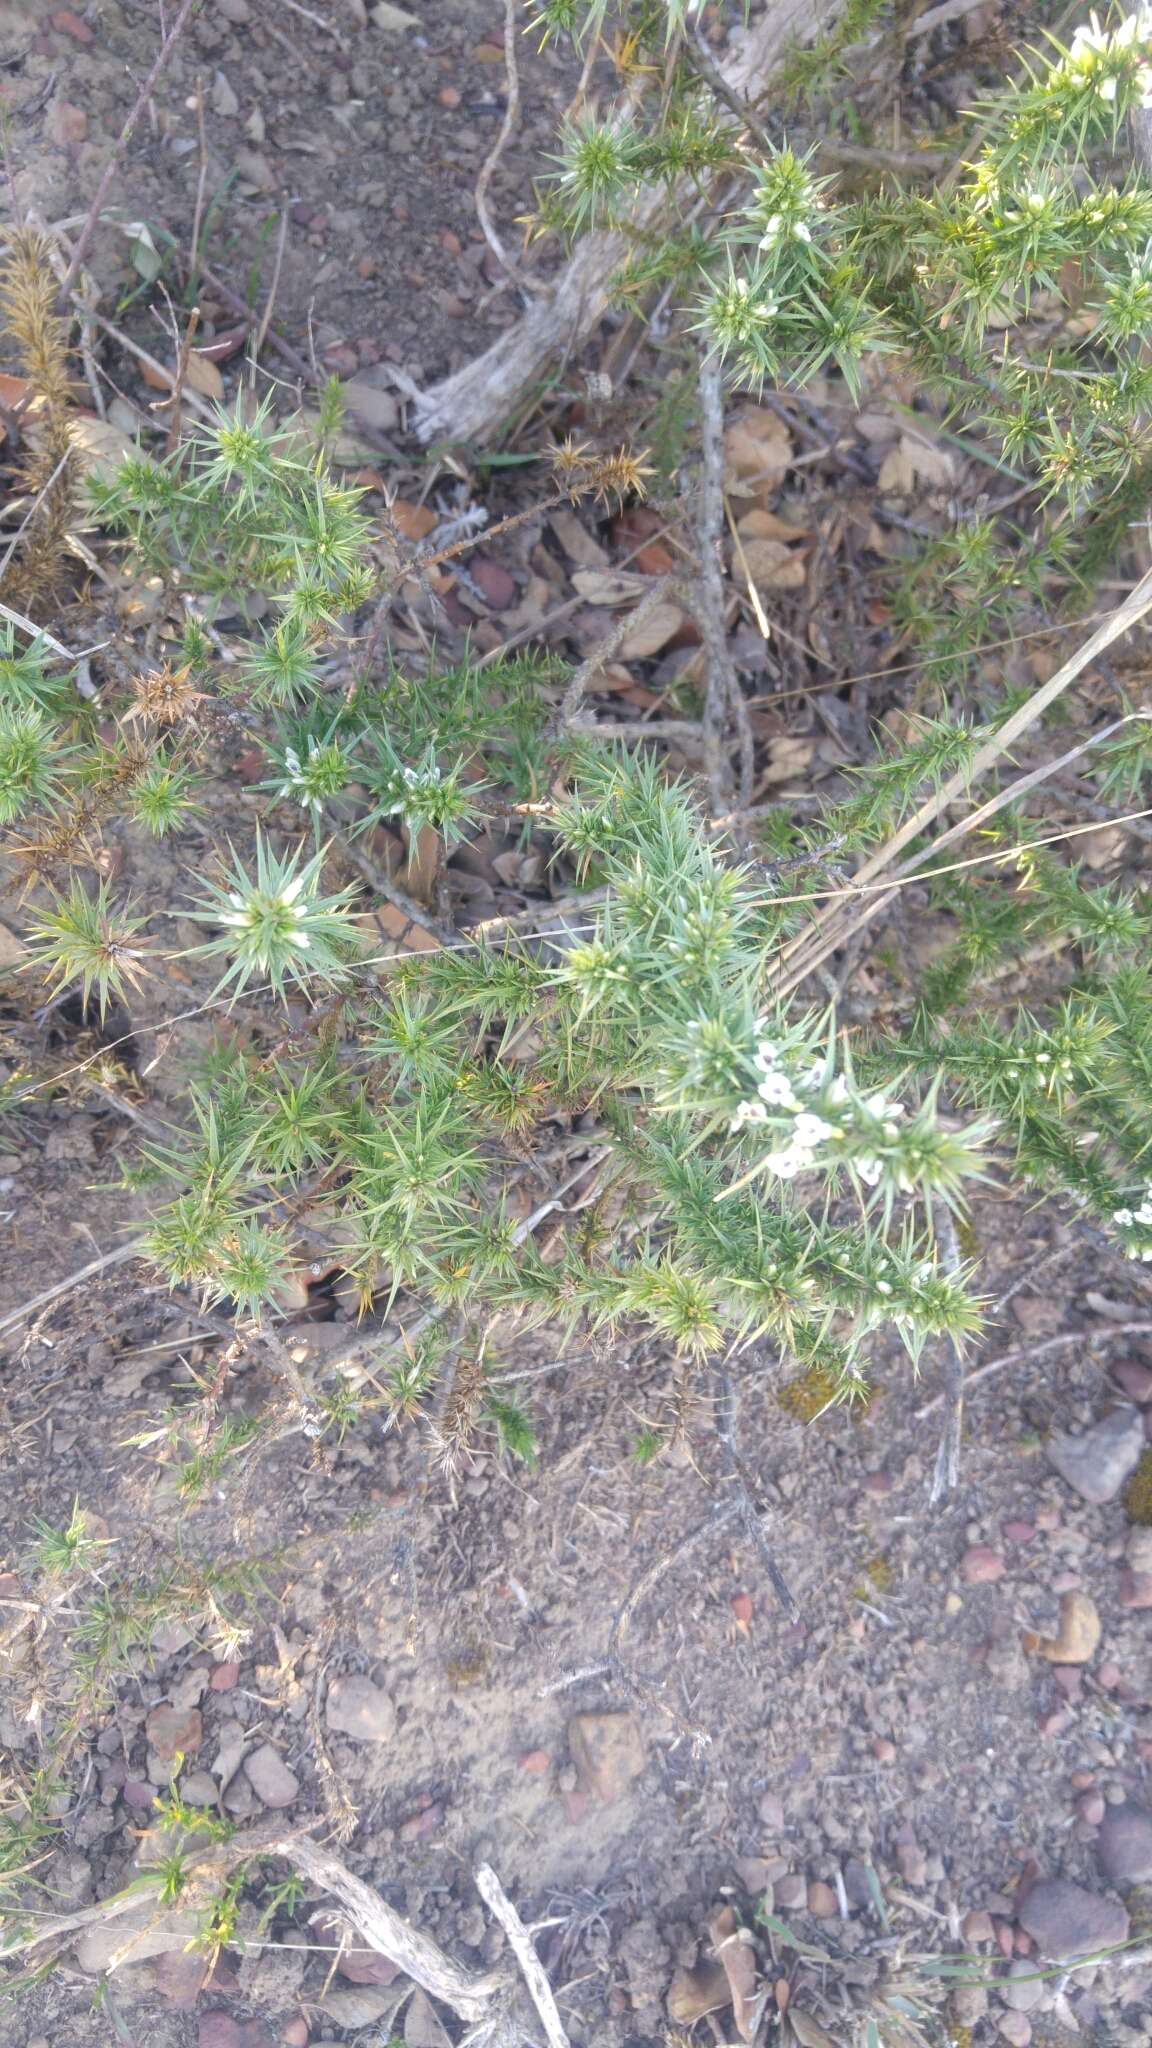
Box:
[549,506,609,568]
[1022,1590,1101,1666]
[388,498,438,543]
[737,535,807,593]
[184,350,226,402]
[68,414,149,481]
[788,2011,840,2048]
[759,735,815,786]
[667,1958,731,2025]
[737,506,810,543]
[619,600,685,661]
[571,567,649,606]
[709,1905,760,2043]
[725,407,793,499]
[878,432,955,494]
[404,1987,452,2048]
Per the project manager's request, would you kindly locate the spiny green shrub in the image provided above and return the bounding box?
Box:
[4,6,1152,1467]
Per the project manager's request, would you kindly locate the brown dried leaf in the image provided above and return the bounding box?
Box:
[183,350,226,402]
[1022,1590,1101,1665]
[618,600,685,661]
[737,536,807,592]
[709,1905,760,2043]
[667,1959,731,2025]
[549,507,609,569]
[724,408,793,497]
[877,433,955,494]
[404,1987,452,2048]
[571,568,648,606]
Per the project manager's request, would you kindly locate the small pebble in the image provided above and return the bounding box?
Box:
[961,1546,1006,1583]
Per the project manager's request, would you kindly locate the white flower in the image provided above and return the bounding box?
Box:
[856,1155,883,1187]
[876,1278,892,1295]
[753,1040,780,1072]
[758,213,782,247]
[828,1074,850,1106]
[795,220,813,243]
[730,1099,768,1131]
[1099,72,1119,97]
[793,1111,834,1147]
[764,1143,815,1180]
[280,873,306,906]
[759,1071,801,1109]
[1138,60,1152,102]
[1114,1207,1135,1225]
[799,1060,827,1091]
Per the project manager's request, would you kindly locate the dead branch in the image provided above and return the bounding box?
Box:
[414,0,846,445]
[474,1864,572,2048]
[927,1200,966,1506]
[474,0,549,297]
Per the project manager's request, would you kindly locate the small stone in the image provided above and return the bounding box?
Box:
[1047,1407,1145,1504]
[1127,1525,1152,1570]
[734,1856,774,1893]
[46,100,88,146]
[1097,1802,1152,1885]
[519,1749,550,1775]
[217,0,251,18]
[281,2024,308,2048]
[1119,1569,1152,1608]
[1017,1879,1130,1958]
[568,1712,646,1803]
[325,1675,396,1744]
[1077,1791,1106,1826]
[1003,1519,1035,1544]
[962,1546,1006,1583]
[144,1704,203,1761]
[1052,1666,1083,1701]
[758,1791,785,1828]
[997,2014,1031,2046]
[896,1842,927,1887]
[243,1744,300,1810]
[123,1779,157,1812]
[210,1662,240,1692]
[336,1947,401,1987]
[963,1910,995,1945]
[775,1873,807,1909]
[1002,1958,1044,2013]
[180,1771,221,1809]
[1113,1360,1152,1402]
[438,86,461,108]
[807,1880,838,1919]
[871,1737,897,1764]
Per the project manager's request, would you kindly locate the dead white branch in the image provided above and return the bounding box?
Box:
[414,0,845,445]
[474,1863,571,2048]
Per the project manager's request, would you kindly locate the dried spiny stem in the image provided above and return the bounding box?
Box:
[547,434,653,509]
[431,1352,486,1475]
[0,229,78,606]
[124,661,205,726]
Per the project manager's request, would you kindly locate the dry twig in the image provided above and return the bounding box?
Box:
[474,1864,572,2048]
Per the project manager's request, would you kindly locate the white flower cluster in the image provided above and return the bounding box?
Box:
[283,746,323,811]
[1112,1185,1152,1259]
[1061,11,1152,104]
[729,1029,905,1183]
[218,873,313,946]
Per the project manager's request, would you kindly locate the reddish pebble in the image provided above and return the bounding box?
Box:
[438,86,462,108]
[1071,1768,1096,1790]
[398,1801,442,1842]
[1077,1790,1105,1825]
[468,556,517,610]
[1034,1505,1061,1532]
[1113,1360,1152,1402]
[51,8,94,39]
[807,1880,838,1919]
[281,2024,308,2048]
[1096,1660,1122,1689]
[1051,1666,1083,1701]
[1038,1707,1070,1739]
[440,229,463,256]
[563,1790,588,1824]
[730,1590,754,1628]
[994,1918,1015,1959]
[998,2014,1032,2047]
[1013,1928,1034,1956]
[337,1949,400,1986]
[961,1546,1006,1584]
[519,1749,550,1775]
[871,1737,897,1764]
[862,1470,894,1496]
[1120,1569,1152,1609]
[209,1662,240,1692]
[1002,1519,1035,1544]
